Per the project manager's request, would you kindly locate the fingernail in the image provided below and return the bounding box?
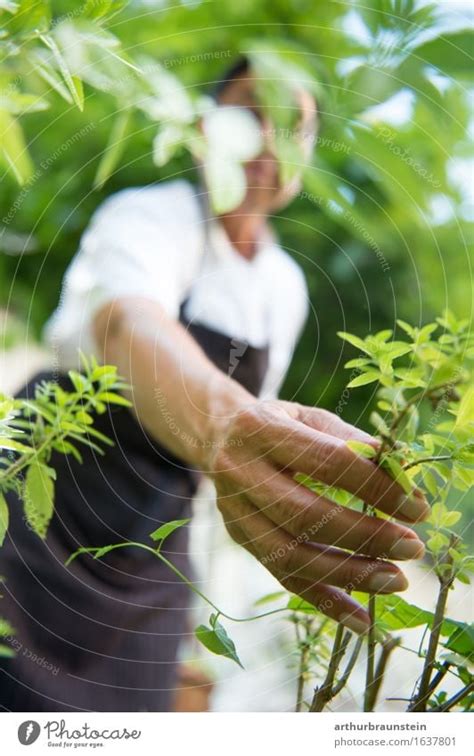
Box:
[395,493,430,521]
[368,571,408,593]
[390,537,425,560]
[339,613,370,635]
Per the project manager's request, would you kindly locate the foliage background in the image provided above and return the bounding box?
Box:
[0,0,472,431]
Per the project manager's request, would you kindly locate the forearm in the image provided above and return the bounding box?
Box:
[93,297,255,469]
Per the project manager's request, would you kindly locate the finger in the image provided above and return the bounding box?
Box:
[257,413,429,522]
[223,520,370,633]
[228,459,425,560]
[276,575,370,635]
[297,406,379,447]
[219,495,409,593]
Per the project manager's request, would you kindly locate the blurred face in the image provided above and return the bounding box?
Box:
[217,70,317,214]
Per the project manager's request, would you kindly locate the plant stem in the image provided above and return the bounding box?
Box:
[390,380,461,436]
[403,455,452,471]
[409,571,454,712]
[309,625,351,712]
[295,619,310,712]
[332,635,364,696]
[419,662,451,704]
[67,541,295,625]
[365,635,401,711]
[433,682,474,712]
[363,594,377,711]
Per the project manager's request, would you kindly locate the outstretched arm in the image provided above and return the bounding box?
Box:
[94,296,429,634]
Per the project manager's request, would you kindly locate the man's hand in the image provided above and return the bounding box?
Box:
[94,298,428,635]
[208,400,429,635]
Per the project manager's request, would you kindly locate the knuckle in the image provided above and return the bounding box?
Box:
[211,447,231,476]
[310,438,341,481]
[234,405,261,436]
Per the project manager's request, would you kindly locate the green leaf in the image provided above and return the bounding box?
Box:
[97,392,132,407]
[373,594,461,637]
[68,370,90,393]
[381,456,413,494]
[93,109,131,190]
[374,595,434,631]
[370,411,390,436]
[93,545,118,560]
[149,519,190,543]
[411,30,474,77]
[443,511,462,528]
[346,440,377,459]
[0,644,15,658]
[0,438,33,453]
[396,319,415,337]
[347,371,381,388]
[82,0,127,19]
[344,358,371,369]
[204,156,247,214]
[23,460,55,539]
[254,591,286,607]
[444,623,474,662]
[39,33,84,111]
[27,48,73,104]
[0,1,19,12]
[455,385,474,429]
[195,617,243,667]
[0,492,9,547]
[0,109,34,184]
[286,595,318,614]
[427,532,449,553]
[337,331,373,355]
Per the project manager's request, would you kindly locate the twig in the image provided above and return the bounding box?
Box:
[295,620,310,712]
[364,594,377,711]
[310,626,351,712]
[332,636,364,696]
[410,548,455,712]
[433,682,474,712]
[403,455,452,472]
[365,636,401,711]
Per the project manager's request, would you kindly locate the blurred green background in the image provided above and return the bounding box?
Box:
[1,0,472,429]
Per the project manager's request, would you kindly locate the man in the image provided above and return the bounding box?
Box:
[0,58,427,712]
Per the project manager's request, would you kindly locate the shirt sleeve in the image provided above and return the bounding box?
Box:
[75,181,202,319]
[43,181,203,369]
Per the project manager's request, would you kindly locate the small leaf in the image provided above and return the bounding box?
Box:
[286,595,318,614]
[93,545,117,560]
[0,438,33,453]
[0,644,15,658]
[195,618,243,667]
[254,591,286,607]
[0,492,9,547]
[23,461,55,539]
[444,623,474,663]
[97,392,132,407]
[0,109,34,184]
[93,109,131,189]
[150,519,190,543]
[68,370,90,393]
[347,371,380,388]
[443,511,462,528]
[346,440,377,459]
[39,33,84,110]
[337,331,373,355]
[381,456,413,494]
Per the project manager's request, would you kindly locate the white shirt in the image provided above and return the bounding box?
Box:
[44,180,309,398]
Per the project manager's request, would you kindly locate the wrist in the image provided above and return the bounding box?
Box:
[197,373,256,471]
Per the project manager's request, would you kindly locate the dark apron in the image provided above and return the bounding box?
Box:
[0,307,269,712]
